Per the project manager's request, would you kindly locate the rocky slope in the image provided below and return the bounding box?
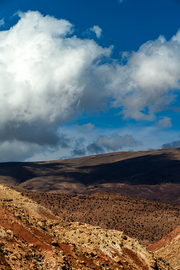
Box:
[10,188,180,246]
[148,225,180,270]
[1,148,180,204]
[0,184,172,270]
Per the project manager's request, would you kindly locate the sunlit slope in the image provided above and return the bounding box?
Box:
[0,184,172,270]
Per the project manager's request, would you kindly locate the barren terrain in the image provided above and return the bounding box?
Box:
[1,148,180,204]
[1,148,180,269]
[148,225,180,269]
[0,184,173,270]
[11,188,180,246]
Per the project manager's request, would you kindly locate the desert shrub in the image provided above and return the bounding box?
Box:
[0,243,4,256]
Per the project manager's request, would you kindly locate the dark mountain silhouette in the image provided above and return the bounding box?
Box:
[1,148,180,204]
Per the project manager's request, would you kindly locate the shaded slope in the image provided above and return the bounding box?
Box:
[0,184,171,270]
[12,188,180,246]
[1,148,180,204]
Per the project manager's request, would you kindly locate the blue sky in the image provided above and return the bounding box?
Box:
[0,0,180,161]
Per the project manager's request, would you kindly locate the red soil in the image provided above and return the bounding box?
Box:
[148,225,180,252]
[122,247,149,270]
[0,206,52,252]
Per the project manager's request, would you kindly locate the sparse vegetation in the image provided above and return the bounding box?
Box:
[13,190,180,246]
[0,184,177,269]
[0,243,4,255]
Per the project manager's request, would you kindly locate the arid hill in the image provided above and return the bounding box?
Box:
[0,184,172,270]
[1,148,180,204]
[11,187,180,246]
[148,225,180,269]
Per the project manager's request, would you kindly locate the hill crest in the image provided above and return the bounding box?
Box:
[1,148,180,204]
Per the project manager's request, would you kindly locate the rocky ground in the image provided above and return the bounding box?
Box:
[0,184,173,270]
[148,225,180,269]
[11,188,180,246]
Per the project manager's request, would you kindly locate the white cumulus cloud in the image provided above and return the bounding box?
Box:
[95,33,180,121]
[90,25,102,38]
[0,10,180,160]
[0,11,111,127]
[0,11,112,160]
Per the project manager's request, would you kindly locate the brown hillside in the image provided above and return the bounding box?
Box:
[148,225,180,269]
[11,187,180,246]
[0,184,171,270]
[1,148,180,204]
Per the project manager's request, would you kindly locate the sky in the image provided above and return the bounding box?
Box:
[0,0,180,161]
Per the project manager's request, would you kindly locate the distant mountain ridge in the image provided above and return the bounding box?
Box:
[1,148,180,204]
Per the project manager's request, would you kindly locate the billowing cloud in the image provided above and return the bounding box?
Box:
[1,10,180,160]
[87,135,142,154]
[0,11,111,128]
[0,11,112,160]
[156,117,172,128]
[109,34,180,121]
[90,26,102,38]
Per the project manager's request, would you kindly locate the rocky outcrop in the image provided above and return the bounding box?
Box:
[0,184,172,270]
